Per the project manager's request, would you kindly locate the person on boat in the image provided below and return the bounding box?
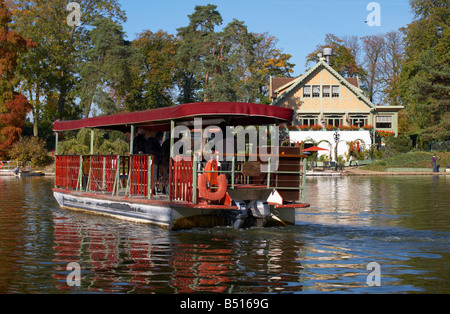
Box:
[160,137,171,194]
[145,131,164,192]
[215,122,236,181]
[133,128,146,154]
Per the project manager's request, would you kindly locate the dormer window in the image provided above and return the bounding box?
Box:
[303,85,311,98]
[322,85,330,97]
[312,85,320,98]
[332,85,340,97]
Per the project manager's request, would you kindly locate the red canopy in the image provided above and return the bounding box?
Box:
[303,146,328,152]
[54,102,294,132]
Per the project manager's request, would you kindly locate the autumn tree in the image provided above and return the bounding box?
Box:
[306,33,366,78]
[0,0,34,158]
[249,32,295,104]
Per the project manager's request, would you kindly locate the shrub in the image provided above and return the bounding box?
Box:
[385,135,412,154]
[9,136,53,167]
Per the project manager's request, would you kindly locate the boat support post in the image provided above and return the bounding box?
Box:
[192,153,197,204]
[169,120,175,200]
[90,129,94,155]
[302,157,307,203]
[130,125,135,155]
[55,132,59,156]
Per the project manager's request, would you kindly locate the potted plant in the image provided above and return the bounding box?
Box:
[298,125,310,131]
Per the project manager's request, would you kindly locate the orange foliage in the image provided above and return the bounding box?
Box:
[0,0,34,157]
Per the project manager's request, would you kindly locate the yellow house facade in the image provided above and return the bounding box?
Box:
[270,60,403,136]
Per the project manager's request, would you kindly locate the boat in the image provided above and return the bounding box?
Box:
[52,102,310,230]
[15,170,45,177]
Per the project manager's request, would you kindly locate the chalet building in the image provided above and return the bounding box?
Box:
[270,58,403,160]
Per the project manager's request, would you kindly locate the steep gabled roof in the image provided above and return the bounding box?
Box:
[271,60,374,109]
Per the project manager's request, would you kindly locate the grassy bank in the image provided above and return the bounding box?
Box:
[361,151,450,172]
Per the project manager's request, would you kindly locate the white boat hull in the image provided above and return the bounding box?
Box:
[53,190,174,228]
[53,189,303,230]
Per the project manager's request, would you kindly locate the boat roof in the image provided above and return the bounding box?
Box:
[54,102,294,132]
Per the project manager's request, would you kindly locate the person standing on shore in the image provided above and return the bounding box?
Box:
[432,154,437,173]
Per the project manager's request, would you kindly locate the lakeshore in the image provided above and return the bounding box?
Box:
[2,167,448,177]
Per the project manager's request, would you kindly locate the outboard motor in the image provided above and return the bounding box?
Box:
[228,200,248,229]
[248,200,270,227]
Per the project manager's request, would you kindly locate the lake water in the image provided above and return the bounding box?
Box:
[0,175,448,294]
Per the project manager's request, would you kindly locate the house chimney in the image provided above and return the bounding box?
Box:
[323,48,333,65]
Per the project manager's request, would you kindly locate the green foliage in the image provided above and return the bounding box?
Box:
[11,0,126,120]
[59,128,129,156]
[363,151,435,171]
[177,4,295,103]
[130,29,180,110]
[400,0,450,139]
[385,135,413,154]
[9,136,53,167]
[78,18,140,117]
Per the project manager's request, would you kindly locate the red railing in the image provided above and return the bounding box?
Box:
[55,155,81,189]
[129,155,152,197]
[89,155,119,193]
[170,157,193,202]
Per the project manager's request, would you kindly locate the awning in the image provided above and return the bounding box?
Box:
[54,102,294,132]
[303,146,328,152]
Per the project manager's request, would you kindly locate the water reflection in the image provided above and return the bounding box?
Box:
[298,176,377,227]
[52,211,306,293]
[0,176,449,293]
[299,176,450,231]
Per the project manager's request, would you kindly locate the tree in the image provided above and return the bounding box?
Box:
[361,34,385,102]
[177,4,295,103]
[10,0,126,120]
[78,18,139,117]
[306,33,366,78]
[248,32,295,104]
[0,0,34,158]
[400,0,449,140]
[176,4,226,102]
[379,31,404,107]
[130,29,179,110]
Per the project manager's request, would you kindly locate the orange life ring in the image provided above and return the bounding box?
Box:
[198,173,227,201]
[204,159,218,187]
[0,161,3,169]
